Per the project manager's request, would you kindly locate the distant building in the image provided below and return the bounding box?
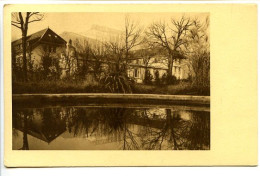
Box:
[127,56,190,83]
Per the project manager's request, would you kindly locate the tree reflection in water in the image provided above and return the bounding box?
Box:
[138,109,210,150]
[72,108,140,150]
[13,109,34,150]
[13,106,210,150]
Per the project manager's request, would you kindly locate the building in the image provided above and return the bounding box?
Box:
[12,27,77,79]
[127,56,190,83]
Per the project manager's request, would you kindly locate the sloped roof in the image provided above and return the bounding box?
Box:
[15,127,66,144]
[12,28,49,46]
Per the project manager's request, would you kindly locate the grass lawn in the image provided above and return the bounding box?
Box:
[12,80,102,94]
[132,82,210,96]
[12,80,209,96]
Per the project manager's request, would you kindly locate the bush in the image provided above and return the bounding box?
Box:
[166,75,177,85]
[100,72,134,93]
[161,73,167,85]
[143,70,153,85]
[154,70,160,85]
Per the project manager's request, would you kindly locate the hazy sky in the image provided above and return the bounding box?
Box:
[12,12,209,40]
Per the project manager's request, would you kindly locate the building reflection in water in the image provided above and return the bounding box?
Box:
[12,106,210,150]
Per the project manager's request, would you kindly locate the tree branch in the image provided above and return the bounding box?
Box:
[11,23,21,29]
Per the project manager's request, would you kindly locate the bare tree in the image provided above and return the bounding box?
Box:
[74,39,92,77]
[105,15,142,74]
[90,42,107,79]
[185,17,210,90]
[104,38,125,72]
[146,16,192,77]
[11,12,44,81]
[124,15,142,64]
[137,42,157,83]
[138,44,156,69]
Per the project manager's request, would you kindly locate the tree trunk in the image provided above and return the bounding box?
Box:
[116,59,120,73]
[22,33,28,82]
[167,55,174,76]
[144,67,148,80]
[12,48,17,81]
[22,115,29,150]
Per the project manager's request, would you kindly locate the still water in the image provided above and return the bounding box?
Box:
[12,105,210,150]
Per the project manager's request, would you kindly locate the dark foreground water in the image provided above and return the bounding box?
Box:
[12,105,210,150]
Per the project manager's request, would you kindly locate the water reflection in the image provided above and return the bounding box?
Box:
[12,106,210,150]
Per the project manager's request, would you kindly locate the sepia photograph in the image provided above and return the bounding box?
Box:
[2,2,258,168]
[11,12,210,150]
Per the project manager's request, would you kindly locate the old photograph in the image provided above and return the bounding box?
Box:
[11,12,210,150]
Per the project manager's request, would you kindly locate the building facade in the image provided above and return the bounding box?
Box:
[127,57,190,83]
[12,28,77,79]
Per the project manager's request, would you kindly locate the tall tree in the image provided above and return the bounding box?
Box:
[185,17,210,89]
[11,12,44,81]
[105,15,142,74]
[74,39,92,77]
[124,15,142,64]
[104,38,125,73]
[90,42,106,79]
[146,16,192,77]
[137,42,157,83]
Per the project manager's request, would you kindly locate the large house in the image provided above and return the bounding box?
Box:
[12,27,77,78]
[12,28,66,66]
[12,28,189,82]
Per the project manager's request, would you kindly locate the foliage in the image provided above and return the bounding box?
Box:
[165,75,177,85]
[184,17,210,89]
[39,55,61,80]
[143,69,153,85]
[42,56,52,77]
[100,72,134,93]
[154,70,160,85]
[160,73,167,85]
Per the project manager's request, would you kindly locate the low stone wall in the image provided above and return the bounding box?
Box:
[12,93,210,107]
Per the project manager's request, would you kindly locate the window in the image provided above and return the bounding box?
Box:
[17,44,22,50]
[134,69,138,78]
[173,66,176,74]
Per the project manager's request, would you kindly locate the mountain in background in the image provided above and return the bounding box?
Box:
[79,24,123,42]
[59,31,101,46]
[60,25,124,47]
[13,24,138,48]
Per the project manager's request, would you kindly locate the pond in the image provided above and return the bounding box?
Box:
[12,105,210,150]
